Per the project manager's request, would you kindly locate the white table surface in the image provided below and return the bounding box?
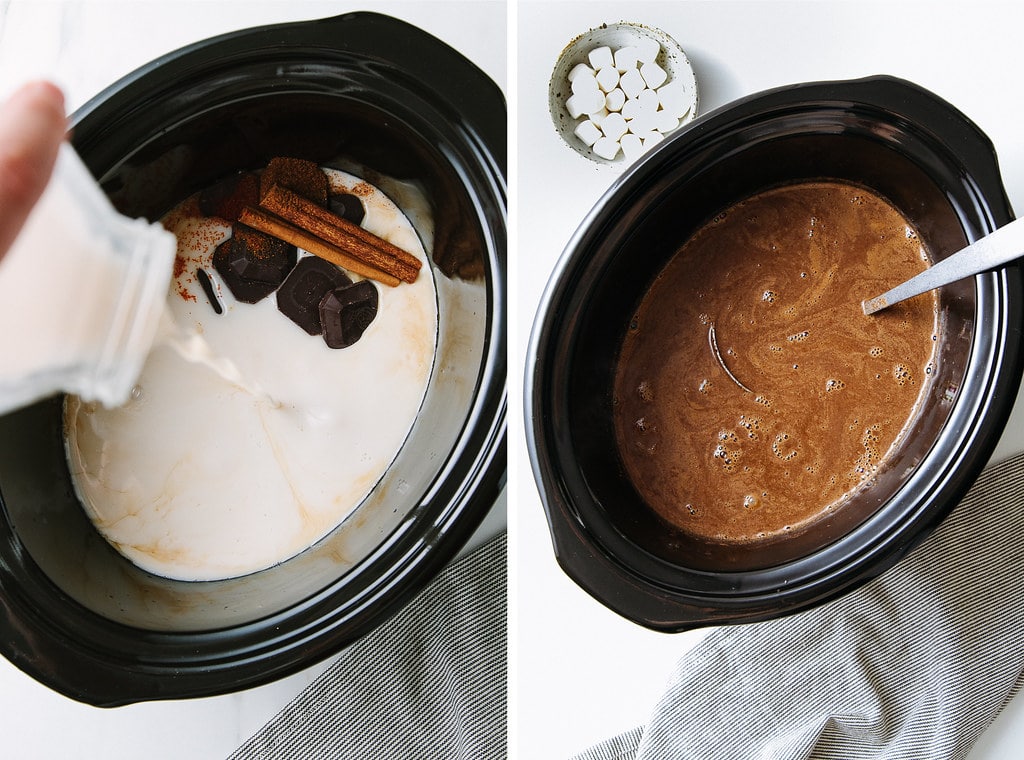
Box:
[515,2,1024,759]
[0,1,505,758]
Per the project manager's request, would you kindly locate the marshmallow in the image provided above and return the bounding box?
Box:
[583,87,607,114]
[605,88,626,112]
[571,72,601,95]
[636,88,660,111]
[640,61,668,90]
[641,130,665,149]
[620,97,642,121]
[620,133,645,160]
[634,36,661,64]
[567,62,595,82]
[655,110,680,135]
[600,112,628,141]
[595,67,621,93]
[574,119,603,147]
[566,87,605,118]
[565,93,586,120]
[587,46,614,70]
[614,45,641,72]
[658,81,692,119]
[592,136,621,160]
[588,107,610,127]
[619,68,646,99]
[627,109,659,137]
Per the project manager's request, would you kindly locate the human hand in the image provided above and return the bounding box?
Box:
[0,81,66,261]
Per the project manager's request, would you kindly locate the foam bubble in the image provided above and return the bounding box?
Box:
[637,380,654,402]
[772,432,797,461]
[739,415,761,440]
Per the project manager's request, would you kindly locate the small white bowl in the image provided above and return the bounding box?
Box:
[549,22,699,167]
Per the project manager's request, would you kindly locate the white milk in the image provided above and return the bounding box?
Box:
[0,144,176,413]
[65,169,437,581]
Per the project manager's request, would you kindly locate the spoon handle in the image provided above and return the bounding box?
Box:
[863,216,1024,315]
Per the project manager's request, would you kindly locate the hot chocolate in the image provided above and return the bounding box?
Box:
[613,181,939,543]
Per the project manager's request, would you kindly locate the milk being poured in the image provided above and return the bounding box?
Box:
[154,307,276,404]
[0,144,176,413]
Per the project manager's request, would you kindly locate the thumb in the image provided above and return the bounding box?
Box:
[0,81,66,260]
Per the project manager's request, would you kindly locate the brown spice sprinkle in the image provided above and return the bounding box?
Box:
[199,172,259,222]
[259,157,329,206]
[350,181,374,197]
[234,225,284,261]
[166,198,227,304]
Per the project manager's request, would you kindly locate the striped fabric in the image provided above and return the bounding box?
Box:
[573,452,1024,760]
[230,532,507,760]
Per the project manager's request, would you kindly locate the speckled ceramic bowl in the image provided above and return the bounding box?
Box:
[549,22,698,167]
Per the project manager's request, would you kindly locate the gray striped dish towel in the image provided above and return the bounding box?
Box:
[574,451,1024,760]
[230,532,506,760]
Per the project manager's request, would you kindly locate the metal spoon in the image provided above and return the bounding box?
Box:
[862,217,1024,315]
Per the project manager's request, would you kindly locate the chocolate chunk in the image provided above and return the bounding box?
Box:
[327,193,366,226]
[228,225,297,284]
[212,239,279,304]
[195,268,223,314]
[198,172,259,222]
[260,157,329,206]
[277,256,353,335]
[319,281,379,349]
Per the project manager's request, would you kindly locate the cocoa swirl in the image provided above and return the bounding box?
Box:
[613,181,939,543]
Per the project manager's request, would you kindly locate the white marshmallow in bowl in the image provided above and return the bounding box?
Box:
[574,119,603,147]
[614,46,640,72]
[634,35,661,64]
[605,88,626,112]
[593,136,621,160]
[596,67,621,93]
[587,45,614,71]
[550,22,699,167]
[640,60,668,90]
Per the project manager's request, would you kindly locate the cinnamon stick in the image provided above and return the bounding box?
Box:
[238,207,401,287]
[260,184,421,284]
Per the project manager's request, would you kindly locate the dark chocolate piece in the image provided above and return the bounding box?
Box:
[260,157,329,206]
[212,239,279,304]
[276,256,353,335]
[198,172,259,222]
[228,225,298,284]
[319,280,379,349]
[327,193,366,226]
[195,268,223,314]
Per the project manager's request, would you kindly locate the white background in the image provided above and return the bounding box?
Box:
[516,2,1024,759]
[0,1,504,758]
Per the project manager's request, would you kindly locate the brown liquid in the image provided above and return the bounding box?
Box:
[613,181,939,543]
